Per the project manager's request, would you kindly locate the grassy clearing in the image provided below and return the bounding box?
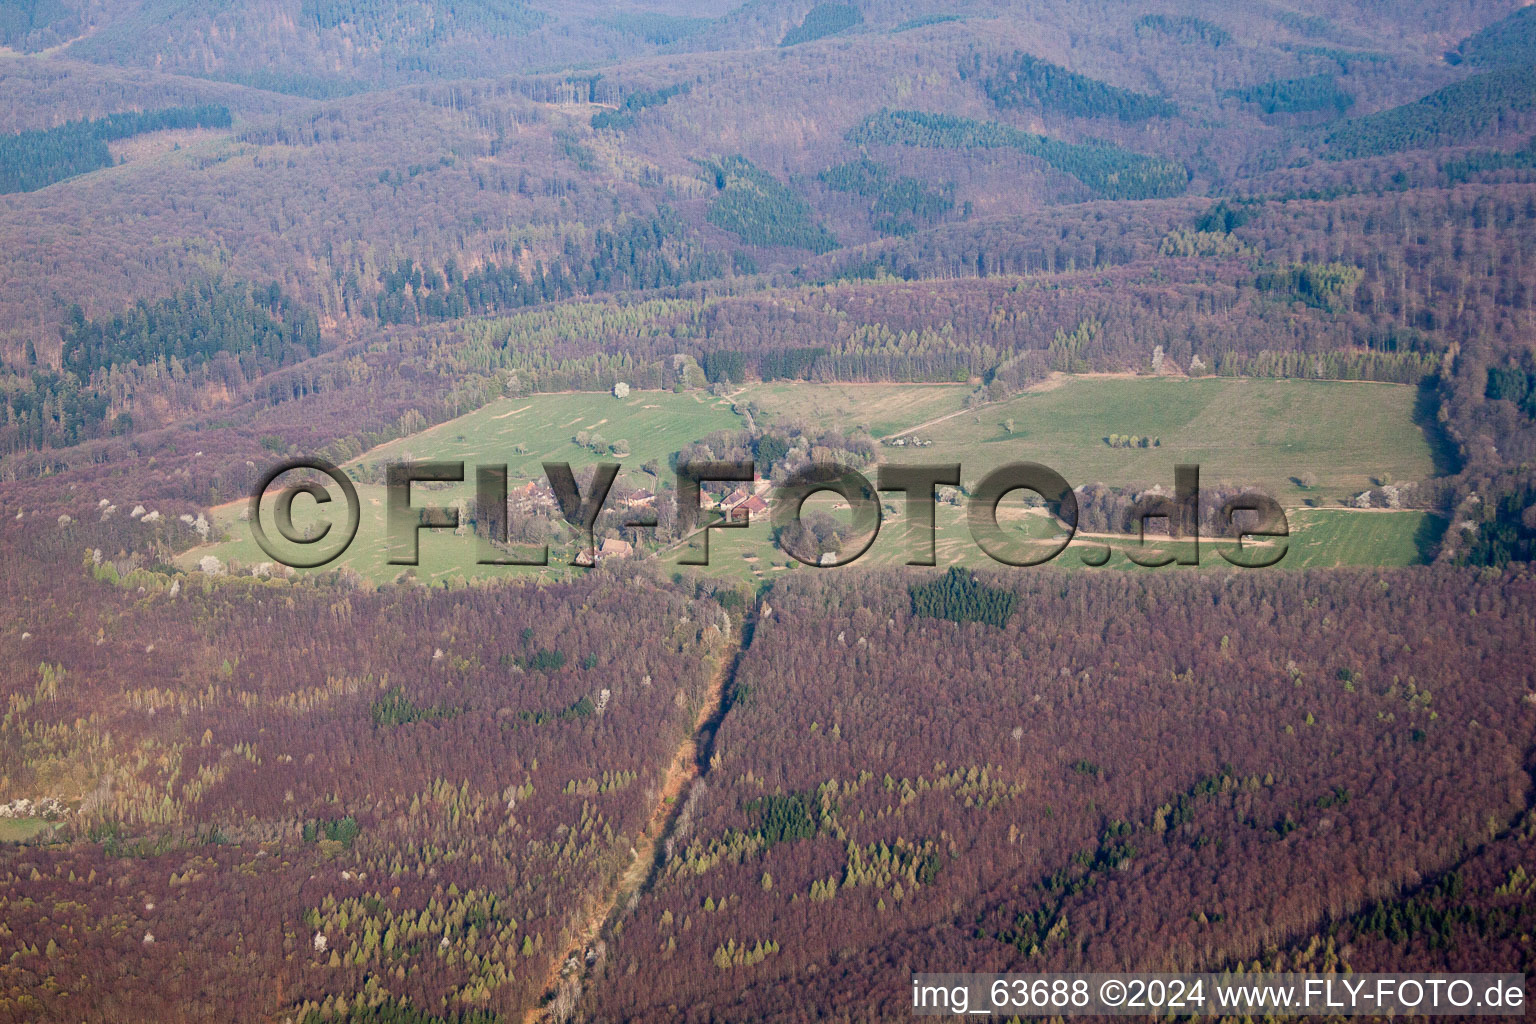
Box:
[185,481,585,584]
[738,381,971,436]
[183,377,1439,585]
[185,391,742,583]
[0,818,50,842]
[879,376,1433,504]
[1284,508,1445,567]
[745,376,1433,505]
[361,390,741,480]
[682,502,1437,586]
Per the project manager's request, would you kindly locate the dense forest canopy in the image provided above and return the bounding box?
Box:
[780,3,862,47]
[1449,4,1536,66]
[1228,73,1354,117]
[846,109,1191,200]
[966,50,1180,122]
[0,104,231,193]
[1322,65,1536,159]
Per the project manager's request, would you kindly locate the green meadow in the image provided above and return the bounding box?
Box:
[185,390,743,583]
[361,389,742,478]
[737,381,972,437]
[184,377,1440,585]
[0,819,50,843]
[830,375,1435,505]
[684,500,1441,586]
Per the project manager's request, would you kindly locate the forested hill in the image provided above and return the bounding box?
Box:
[0,4,1534,1024]
[0,0,1532,561]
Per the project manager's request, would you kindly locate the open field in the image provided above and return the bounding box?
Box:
[185,390,743,582]
[360,389,742,481]
[0,819,50,843]
[1285,508,1447,567]
[737,381,973,437]
[184,480,580,584]
[684,503,1441,586]
[745,376,1433,505]
[184,377,1439,584]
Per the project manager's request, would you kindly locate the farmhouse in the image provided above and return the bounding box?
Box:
[729,494,769,521]
[598,537,635,560]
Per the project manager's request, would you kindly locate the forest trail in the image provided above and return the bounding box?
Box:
[523,610,753,1023]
